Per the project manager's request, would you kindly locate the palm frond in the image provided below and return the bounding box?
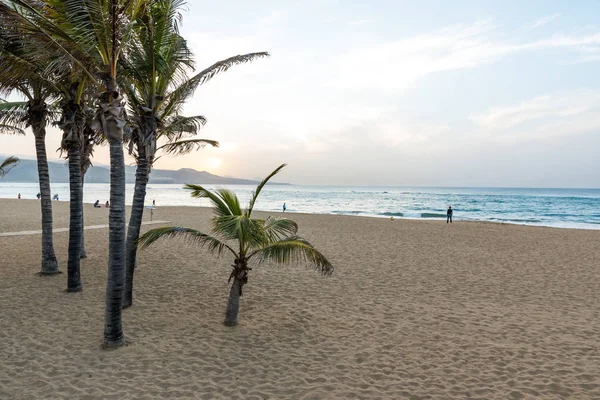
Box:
[0,101,28,130]
[137,226,236,257]
[0,156,20,177]
[184,183,233,217]
[0,124,25,135]
[159,115,207,141]
[212,215,267,252]
[262,217,298,243]
[247,163,286,217]
[248,236,334,276]
[161,52,269,118]
[156,138,219,156]
[214,189,241,215]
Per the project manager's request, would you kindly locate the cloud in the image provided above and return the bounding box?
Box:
[469,90,600,145]
[526,14,560,30]
[470,90,600,129]
[332,21,600,92]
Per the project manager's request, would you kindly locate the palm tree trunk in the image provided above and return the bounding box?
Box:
[66,144,83,292]
[103,124,127,347]
[34,134,59,275]
[224,278,244,326]
[123,152,149,309]
[80,175,87,259]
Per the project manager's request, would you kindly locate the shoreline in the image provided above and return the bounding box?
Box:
[0,198,598,232]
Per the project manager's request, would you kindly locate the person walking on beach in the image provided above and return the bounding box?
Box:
[283,202,286,212]
[18,193,21,199]
[153,199,156,207]
[447,206,453,223]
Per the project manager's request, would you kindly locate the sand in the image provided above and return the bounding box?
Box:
[0,198,599,399]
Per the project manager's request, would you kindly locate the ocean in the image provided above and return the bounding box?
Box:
[1,183,599,230]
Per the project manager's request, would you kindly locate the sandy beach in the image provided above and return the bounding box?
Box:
[0,198,599,399]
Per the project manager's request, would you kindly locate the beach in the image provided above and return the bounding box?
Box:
[1,198,599,399]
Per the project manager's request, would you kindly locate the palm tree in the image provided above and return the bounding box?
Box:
[79,103,104,259]
[0,7,61,275]
[1,0,87,287]
[57,83,87,291]
[138,164,334,326]
[120,0,268,308]
[5,0,144,346]
[0,99,61,275]
[0,155,19,177]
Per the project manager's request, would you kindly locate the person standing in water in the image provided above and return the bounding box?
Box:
[447,206,453,223]
[283,202,286,212]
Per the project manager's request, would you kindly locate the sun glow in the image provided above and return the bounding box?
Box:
[207,158,222,169]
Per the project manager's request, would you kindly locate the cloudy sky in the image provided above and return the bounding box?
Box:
[2,0,600,187]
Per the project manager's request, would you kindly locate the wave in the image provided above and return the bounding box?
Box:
[421,213,447,218]
[332,210,363,215]
[380,212,404,217]
[489,217,542,223]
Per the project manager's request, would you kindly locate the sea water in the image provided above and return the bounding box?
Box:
[1,183,599,230]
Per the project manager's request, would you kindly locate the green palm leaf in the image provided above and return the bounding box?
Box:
[0,156,20,177]
[156,138,219,156]
[184,183,233,217]
[161,52,269,118]
[262,217,298,243]
[248,236,334,276]
[137,226,236,257]
[247,163,286,217]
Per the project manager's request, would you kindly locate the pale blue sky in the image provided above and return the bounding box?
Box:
[1,0,599,187]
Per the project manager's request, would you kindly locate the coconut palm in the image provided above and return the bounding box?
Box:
[119,0,268,308]
[5,0,145,345]
[138,164,334,326]
[1,0,89,288]
[0,100,61,274]
[0,155,19,177]
[0,8,61,275]
[79,103,104,259]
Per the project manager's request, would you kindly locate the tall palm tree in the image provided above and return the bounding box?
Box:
[0,6,61,275]
[58,82,87,291]
[1,0,88,288]
[138,164,334,326]
[79,103,104,259]
[0,99,61,275]
[0,155,19,177]
[6,0,144,346]
[120,0,268,308]
[57,0,144,347]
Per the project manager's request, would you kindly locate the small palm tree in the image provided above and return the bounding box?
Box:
[0,155,19,177]
[138,164,334,326]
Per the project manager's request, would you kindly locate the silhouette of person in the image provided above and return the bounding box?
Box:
[105,201,109,208]
[283,202,286,212]
[18,193,21,199]
[447,206,453,223]
[153,199,156,207]
[94,200,100,208]
[36,192,41,199]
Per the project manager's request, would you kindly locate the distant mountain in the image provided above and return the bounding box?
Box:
[0,158,289,185]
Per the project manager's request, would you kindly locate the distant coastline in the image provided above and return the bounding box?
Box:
[0,158,290,185]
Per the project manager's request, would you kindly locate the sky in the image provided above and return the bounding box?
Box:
[1,0,600,187]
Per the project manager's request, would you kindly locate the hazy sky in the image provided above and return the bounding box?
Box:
[1,0,600,187]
